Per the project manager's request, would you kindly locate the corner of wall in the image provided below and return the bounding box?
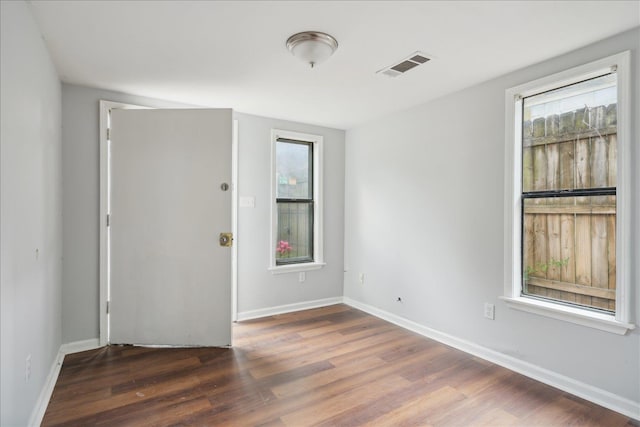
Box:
[1,1,63,425]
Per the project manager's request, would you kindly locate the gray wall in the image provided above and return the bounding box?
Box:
[235,112,345,315]
[61,86,345,341]
[1,2,63,425]
[344,28,639,403]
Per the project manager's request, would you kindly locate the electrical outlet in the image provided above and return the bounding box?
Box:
[25,354,31,382]
[359,273,365,285]
[299,272,305,283]
[484,303,495,320]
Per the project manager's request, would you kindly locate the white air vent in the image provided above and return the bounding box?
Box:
[377,52,431,78]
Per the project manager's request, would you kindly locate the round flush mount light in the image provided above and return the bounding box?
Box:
[286,31,338,68]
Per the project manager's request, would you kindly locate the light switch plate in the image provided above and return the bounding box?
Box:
[239,196,255,208]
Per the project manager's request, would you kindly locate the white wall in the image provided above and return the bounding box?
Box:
[0,2,63,425]
[235,113,345,316]
[344,27,639,405]
[61,86,345,341]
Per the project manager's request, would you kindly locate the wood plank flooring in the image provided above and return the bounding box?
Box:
[42,305,636,426]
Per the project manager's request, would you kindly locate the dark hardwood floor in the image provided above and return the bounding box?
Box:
[42,304,635,426]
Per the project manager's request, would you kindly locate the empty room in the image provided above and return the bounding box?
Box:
[1,1,639,425]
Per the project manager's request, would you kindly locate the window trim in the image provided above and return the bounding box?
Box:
[501,51,634,335]
[269,129,325,274]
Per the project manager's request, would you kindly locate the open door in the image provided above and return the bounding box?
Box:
[109,109,232,347]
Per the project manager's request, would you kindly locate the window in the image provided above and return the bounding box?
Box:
[503,52,634,335]
[270,129,324,273]
[276,139,313,264]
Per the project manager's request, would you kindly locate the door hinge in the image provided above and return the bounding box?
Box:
[106,214,110,227]
[106,128,111,140]
[106,300,110,314]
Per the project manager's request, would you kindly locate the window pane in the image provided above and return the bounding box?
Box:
[276,202,313,264]
[276,141,311,199]
[522,196,616,313]
[522,73,617,192]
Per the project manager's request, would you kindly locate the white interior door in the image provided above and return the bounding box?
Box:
[109,109,232,347]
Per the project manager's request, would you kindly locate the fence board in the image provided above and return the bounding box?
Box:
[591,216,608,288]
[592,297,610,310]
[523,214,535,286]
[592,105,605,129]
[559,111,574,134]
[533,117,545,137]
[575,107,588,132]
[574,215,592,306]
[606,104,617,127]
[591,216,609,309]
[524,205,615,215]
[608,135,617,206]
[559,141,575,203]
[560,214,576,303]
[608,135,617,187]
[591,137,608,187]
[522,147,533,193]
[591,137,608,206]
[546,114,560,136]
[546,215,562,300]
[527,285,543,297]
[607,214,616,311]
[533,146,546,204]
[546,143,560,191]
[575,139,590,203]
[533,214,548,283]
[526,278,615,300]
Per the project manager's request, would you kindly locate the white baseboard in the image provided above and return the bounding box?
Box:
[59,338,101,355]
[28,338,102,426]
[236,296,344,321]
[343,297,640,421]
[27,350,65,427]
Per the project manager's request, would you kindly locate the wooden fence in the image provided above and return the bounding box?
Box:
[522,104,616,312]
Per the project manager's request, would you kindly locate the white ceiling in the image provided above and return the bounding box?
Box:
[28,1,639,130]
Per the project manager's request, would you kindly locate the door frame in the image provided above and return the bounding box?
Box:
[98,100,239,346]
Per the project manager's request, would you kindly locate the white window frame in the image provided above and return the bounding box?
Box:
[269,129,325,274]
[501,51,635,335]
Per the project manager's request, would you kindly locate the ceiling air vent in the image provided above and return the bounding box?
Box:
[377,52,431,78]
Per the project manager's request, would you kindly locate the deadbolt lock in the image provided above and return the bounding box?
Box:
[219,232,233,247]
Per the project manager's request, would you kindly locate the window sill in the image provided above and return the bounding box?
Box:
[500,296,635,335]
[268,262,326,275]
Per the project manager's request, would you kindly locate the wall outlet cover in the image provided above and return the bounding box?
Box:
[484,303,495,320]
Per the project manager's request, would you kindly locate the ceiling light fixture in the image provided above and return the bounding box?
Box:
[286,31,338,68]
